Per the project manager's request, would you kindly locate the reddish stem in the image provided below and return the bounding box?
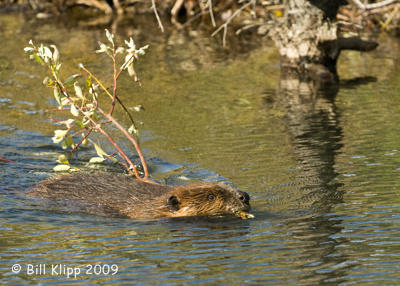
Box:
[98,107,149,179]
[70,128,92,153]
[49,117,62,123]
[109,45,118,115]
[45,107,70,112]
[95,126,141,177]
[0,157,16,163]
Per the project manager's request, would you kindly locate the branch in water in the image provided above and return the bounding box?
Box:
[338,37,379,51]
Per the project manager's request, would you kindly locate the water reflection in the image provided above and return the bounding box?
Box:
[263,70,382,284]
[266,70,377,215]
[275,70,348,283]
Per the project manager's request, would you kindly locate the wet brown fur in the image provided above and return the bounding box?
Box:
[28,172,251,220]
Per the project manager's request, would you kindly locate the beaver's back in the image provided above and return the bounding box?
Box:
[29,172,172,218]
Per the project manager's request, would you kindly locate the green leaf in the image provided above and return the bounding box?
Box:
[53,164,71,172]
[70,104,79,117]
[132,105,144,112]
[43,76,53,86]
[125,37,136,49]
[109,156,118,163]
[128,124,138,135]
[93,142,108,158]
[33,54,44,65]
[105,29,114,45]
[61,139,68,150]
[96,42,107,54]
[91,112,98,122]
[52,129,68,144]
[61,97,69,106]
[57,154,69,164]
[74,82,84,100]
[43,46,52,59]
[24,47,35,53]
[89,157,105,164]
[127,63,137,79]
[64,119,75,128]
[85,76,92,89]
[82,116,90,126]
[50,45,59,64]
[53,88,62,106]
[62,134,75,150]
[55,63,62,72]
[75,120,85,128]
[82,137,88,146]
[115,47,125,54]
[64,74,81,85]
[137,45,149,56]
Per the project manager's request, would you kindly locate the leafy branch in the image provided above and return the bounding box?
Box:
[24,30,151,181]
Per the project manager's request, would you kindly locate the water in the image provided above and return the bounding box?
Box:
[1,13,400,285]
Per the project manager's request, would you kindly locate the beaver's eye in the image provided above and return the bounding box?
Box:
[208,194,215,201]
[167,195,180,211]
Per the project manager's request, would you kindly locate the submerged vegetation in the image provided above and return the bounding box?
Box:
[24,30,151,181]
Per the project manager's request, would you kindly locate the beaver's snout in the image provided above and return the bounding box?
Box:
[231,190,250,212]
[225,189,251,214]
[238,191,250,205]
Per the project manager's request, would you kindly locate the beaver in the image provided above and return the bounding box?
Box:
[28,172,253,220]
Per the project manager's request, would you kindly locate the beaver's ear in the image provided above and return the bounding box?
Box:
[167,195,180,212]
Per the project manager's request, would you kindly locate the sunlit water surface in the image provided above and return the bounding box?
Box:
[1,13,400,285]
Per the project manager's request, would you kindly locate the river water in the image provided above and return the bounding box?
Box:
[1,13,400,285]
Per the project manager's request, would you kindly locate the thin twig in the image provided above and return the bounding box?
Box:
[151,0,165,32]
[0,157,54,170]
[208,0,216,27]
[75,0,113,14]
[98,107,149,180]
[350,0,398,10]
[381,3,400,30]
[109,41,118,115]
[211,0,255,47]
[235,23,261,35]
[95,125,139,177]
[179,10,207,29]
[80,65,138,133]
[115,96,138,133]
[70,129,92,153]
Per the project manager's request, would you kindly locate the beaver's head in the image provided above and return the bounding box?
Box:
[164,183,252,219]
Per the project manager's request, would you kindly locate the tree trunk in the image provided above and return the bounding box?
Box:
[269,0,378,79]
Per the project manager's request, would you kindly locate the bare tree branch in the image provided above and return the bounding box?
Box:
[74,0,112,14]
[151,0,165,32]
[349,0,399,10]
[207,0,216,27]
[171,0,184,26]
[212,0,256,47]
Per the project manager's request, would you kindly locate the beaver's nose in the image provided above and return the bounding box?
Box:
[238,191,250,205]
